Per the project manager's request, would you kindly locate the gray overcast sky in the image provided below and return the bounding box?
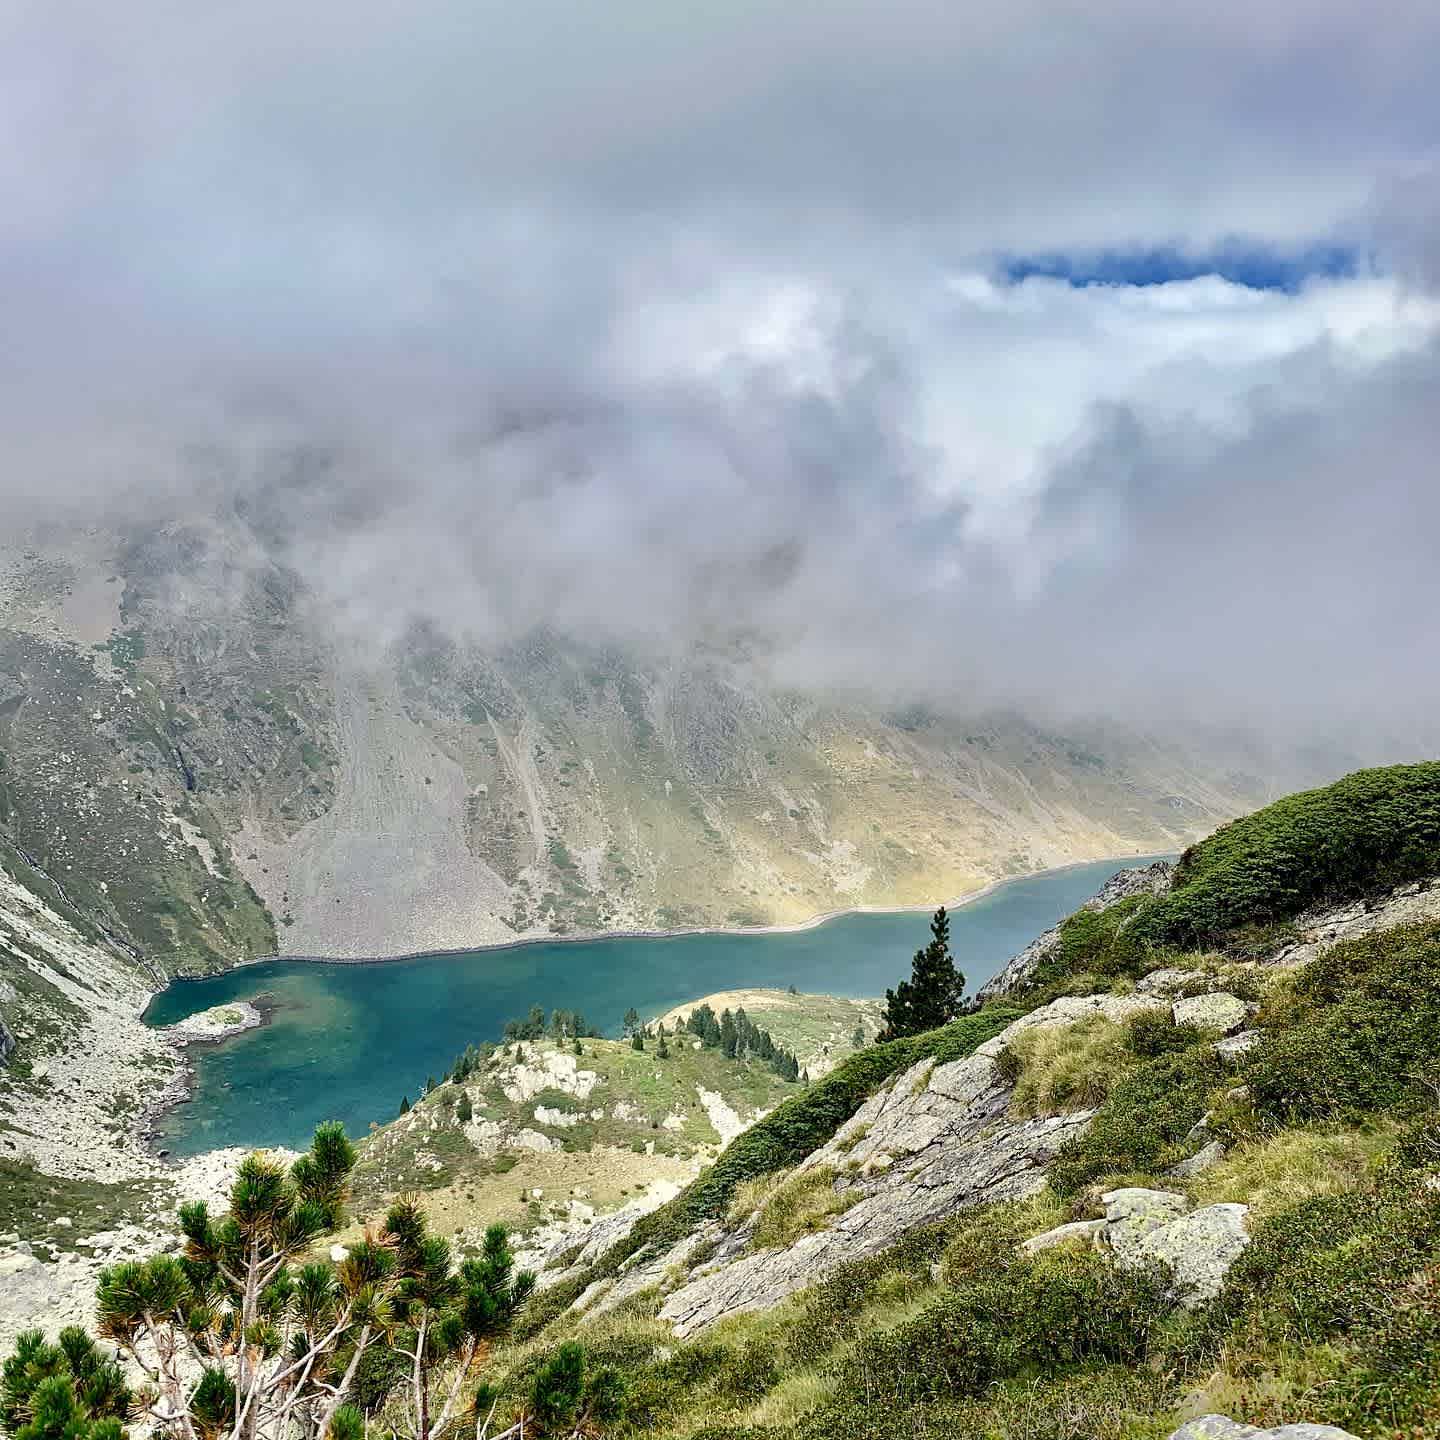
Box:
[3,0,1440,739]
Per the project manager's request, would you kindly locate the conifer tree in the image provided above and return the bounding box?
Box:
[2,1328,131,1440]
[455,1091,473,1123]
[399,1096,411,1116]
[380,1205,534,1440]
[6,1125,397,1440]
[630,1029,644,1052]
[621,1008,641,1038]
[719,1010,738,1058]
[656,1030,670,1060]
[879,906,965,1040]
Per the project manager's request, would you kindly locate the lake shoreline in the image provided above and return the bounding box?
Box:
[176,851,1173,975]
[140,851,1175,1154]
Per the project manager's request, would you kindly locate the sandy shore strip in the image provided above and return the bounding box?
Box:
[219,851,1178,969]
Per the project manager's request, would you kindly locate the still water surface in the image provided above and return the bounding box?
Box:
[143,856,1167,1154]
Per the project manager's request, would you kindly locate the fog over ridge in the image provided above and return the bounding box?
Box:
[3,0,1440,749]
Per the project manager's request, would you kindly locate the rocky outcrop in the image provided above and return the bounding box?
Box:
[639,994,1167,1336]
[161,1000,265,1045]
[976,860,1175,1001]
[1265,876,1440,969]
[1169,1419,1359,1440]
[1173,992,1251,1035]
[1027,1187,1250,1305]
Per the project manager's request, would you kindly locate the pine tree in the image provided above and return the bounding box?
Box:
[26,1125,395,1440]
[2,1329,130,1440]
[399,1095,411,1116]
[879,906,965,1040]
[455,1091,473,1123]
[381,1206,534,1440]
[656,1030,670,1060]
[622,1007,641,1038]
[631,1030,644,1052]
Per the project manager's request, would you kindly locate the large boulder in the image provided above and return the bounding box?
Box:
[1173,992,1251,1035]
[1025,1188,1251,1306]
[1169,1419,1360,1440]
[1101,1188,1250,1303]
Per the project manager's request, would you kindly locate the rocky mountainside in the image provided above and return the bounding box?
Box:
[5,765,1440,1439]
[427,764,1440,1440]
[0,517,1318,968]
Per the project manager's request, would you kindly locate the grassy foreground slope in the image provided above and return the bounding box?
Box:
[1134,761,1440,949]
[463,765,1440,1440]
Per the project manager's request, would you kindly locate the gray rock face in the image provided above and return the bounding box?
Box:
[1168,1139,1227,1178]
[1266,876,1440,970]
[0,1013,14,1064]
[1170,1419,1260,1440]
[648,989,1241,1335]
[1101,1188,1250,1303]
[1137,966,1202,994]
[1215,1030,1261,1062]
[1169,1419,1360,1440]
[977,860,1174,1001]
[1173,992,1251,1035]
[646,991,1193,1336]
[1023,1188,1250,1307]
[1020,1218,1107,1254]
[1102,1187,1192,1264]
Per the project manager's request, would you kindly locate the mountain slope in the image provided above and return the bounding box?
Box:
[464,765,1440,1440]
[1,519,1305,964]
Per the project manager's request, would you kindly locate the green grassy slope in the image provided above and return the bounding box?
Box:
[469,767,1440,1440]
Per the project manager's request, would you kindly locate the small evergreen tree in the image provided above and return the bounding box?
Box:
[381,1206,534,1440]
[2,1329,130,1440]
[528,1343,622,1436]
[656,1030,670,1060]
[12,1126,396,1440]
[621,1007,641,1038]
[399,1095,411,1116]
[630,1030,645,1052]
[879,906,965,1040]
[455,1091,473,1123]
[719,1010,738,1058]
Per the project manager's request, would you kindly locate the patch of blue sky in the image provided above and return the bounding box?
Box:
[1001,242,1362,294]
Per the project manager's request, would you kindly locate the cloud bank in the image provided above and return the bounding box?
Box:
[3,0,1440,743]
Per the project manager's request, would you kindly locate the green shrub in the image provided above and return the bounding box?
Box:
[2,1329,131,1440]
[1247,920,1440,1122]
[835,1249,1173,1406]
[1048,1046,1220,1195]
[1124,1009,1204,1058]
[1132,763,1440,950]
[785,1220,957,1368]
[1026,898,1150,991]
[526,1342,624,1434]
[712,1339,779,1403]
[1171,1164,1440,1435]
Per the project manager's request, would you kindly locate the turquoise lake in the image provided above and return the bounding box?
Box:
[143,856,1168,1154]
